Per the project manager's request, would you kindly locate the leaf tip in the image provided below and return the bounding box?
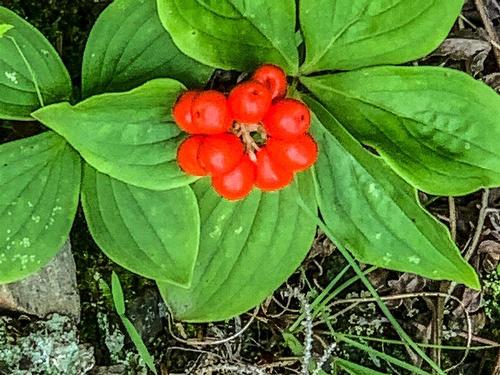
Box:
[465,270,481,291]
[111,271,126,316]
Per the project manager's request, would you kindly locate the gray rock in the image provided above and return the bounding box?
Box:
[0,240,80,321]
[0,314,95,375]
[127,288,163,344]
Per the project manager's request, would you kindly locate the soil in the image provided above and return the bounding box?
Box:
[0,0,500,374]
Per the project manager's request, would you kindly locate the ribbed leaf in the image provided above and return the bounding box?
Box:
[32,79,195,191]
[0,7,71,120]
[158,172,317,322]
[305,97,479,289]
[82,164,199,286]
[300,0,464,73]
[82,0,212,98]
[0,132,80,283]
[301,67,500,196]
[156,0,299,74]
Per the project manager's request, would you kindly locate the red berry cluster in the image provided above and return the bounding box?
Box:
[173,64,318,201]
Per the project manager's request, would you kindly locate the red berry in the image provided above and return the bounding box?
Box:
[198,133,244,176]
[212,155,256,200]
[192,90,232,134]
[267,134,318,172]
[263,99,311,140]
[173,91,199,133]
[177,136,206,176]
[228,81,272,123]
[255,148,293,192]
[252,64,287,100]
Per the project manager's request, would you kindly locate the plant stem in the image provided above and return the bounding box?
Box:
[340,334,499,351]
[434,197,458,369]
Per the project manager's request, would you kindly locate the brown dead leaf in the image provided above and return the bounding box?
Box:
[308,231,335,259]
[478,239,500,272]
[384,273,427,309]
[455,288,483,316]
[432,38,491,75]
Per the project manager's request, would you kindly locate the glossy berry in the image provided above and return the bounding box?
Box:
[198,133,244,176]
[263,98,311,140]
[192,90,232,134]
[255,148,293,191]
[267,134,318,172]
[252,64,287,100]
[212,155,256,200]
[228,81,272,123]
[173,90,199,133]
[177,136,206,176]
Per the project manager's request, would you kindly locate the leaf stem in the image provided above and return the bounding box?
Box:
[7,35,45,107]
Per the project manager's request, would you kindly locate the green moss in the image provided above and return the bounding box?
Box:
[484,270,500,335]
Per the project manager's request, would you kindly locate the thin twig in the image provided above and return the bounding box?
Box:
[465,189,490,261]
[167,307,259,346]
[314,302,361,327]
[493,349,500,375]
[266,295,299,318]
[434,198,458,368]
[449,197,457,242]
[446,189,489,301]
[474,0,500,69]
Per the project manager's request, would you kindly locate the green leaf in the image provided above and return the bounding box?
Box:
[305,97,479,289]
[0,7,72,120]
[111,272,157,374]
[156,0,299,74]
[0,132,81,284]
[111,271,126,316]
[32,79,195,191]
[82,0,212,98]
[300,0,464,73]
[82,164,199,286]
[301,67,500,196]
[282,332,304,356]
[121,316,158,374]
[335,359,388,375]
[158,172,317,322]
[0,24,13,37]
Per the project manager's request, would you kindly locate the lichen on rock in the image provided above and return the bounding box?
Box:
[0,314,95,374]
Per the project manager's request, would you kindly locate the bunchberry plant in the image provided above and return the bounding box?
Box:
[1,0,499,324]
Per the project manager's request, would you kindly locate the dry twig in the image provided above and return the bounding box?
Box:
[474,0,500,69]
